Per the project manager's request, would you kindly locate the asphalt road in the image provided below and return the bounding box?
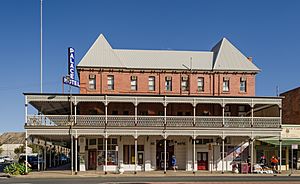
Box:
[1,176,300,184]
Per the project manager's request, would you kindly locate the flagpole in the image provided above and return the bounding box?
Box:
[40,0,43,93]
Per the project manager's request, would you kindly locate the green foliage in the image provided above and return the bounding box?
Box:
[3,163,31,175]
[0,145,3,155]
[14,145,25,155]
[29,144,41,153]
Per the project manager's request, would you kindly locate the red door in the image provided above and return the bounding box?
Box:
[88,150,97,170]
[197,152,208,170]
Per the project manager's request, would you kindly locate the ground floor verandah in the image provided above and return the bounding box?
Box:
[24,127,282,174]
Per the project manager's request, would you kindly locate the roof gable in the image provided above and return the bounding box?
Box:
[211,38,260,72]
[77,34,125,68]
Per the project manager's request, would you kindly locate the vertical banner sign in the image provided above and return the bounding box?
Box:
[63,47,80,88]
[68,47,75,80]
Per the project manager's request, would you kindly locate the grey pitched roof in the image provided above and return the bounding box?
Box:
[77,34,125,68]
[0,132,25,144]
[114,49,213,70]
[211,38,260,71]
[77,34,259,72]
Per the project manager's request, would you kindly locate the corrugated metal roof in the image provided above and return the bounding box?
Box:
[211,38,260,71]
[77,34,260,72]
[77,34,125,68]
[114,49,213,70]
[0,132,25,144]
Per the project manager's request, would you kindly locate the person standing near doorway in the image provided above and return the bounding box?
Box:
[172,155,177,171]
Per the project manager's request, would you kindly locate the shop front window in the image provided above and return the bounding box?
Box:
[97,138,118,166]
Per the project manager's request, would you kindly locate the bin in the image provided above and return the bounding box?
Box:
[241,163,248,174]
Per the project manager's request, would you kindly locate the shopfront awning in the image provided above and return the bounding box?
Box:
[258,137,300,146]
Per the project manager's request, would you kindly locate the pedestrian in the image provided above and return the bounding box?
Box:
[259,154,267,168]
[270,155,278,173]
[171,155,177,171]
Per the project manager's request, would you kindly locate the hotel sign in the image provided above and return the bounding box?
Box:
[68,47,75,80]
[63,47,80,88]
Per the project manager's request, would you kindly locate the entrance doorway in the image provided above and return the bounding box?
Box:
[197,152,208,170]
[156,140,175,170]
[88,150,97,170]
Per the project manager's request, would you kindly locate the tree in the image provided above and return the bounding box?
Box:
[14,145,25,156]
[29,144,41,153]
[0,145,3,155]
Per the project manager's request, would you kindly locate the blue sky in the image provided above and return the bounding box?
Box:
[0,0,299,133]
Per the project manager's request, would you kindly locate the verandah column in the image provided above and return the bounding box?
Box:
[75,133,78,174]
[24,97,28,173]
[49,145,52,168]
[250,137,254,173]
[222,101,225,127]
[134,137,138,174]
[71,132,74,175]
[222,137,225,174]
[193,137,196,174]
[105,134,108,174]
[164,137,167,174]
[193,99,196,127]
[104,96,108,174]
[279,139,282,173]
[44,142,46,170]
[25,130,28,173]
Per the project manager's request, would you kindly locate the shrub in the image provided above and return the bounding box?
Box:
[3,163,31,175]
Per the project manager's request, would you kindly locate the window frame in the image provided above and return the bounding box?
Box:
[130,76,138,91]
[240,78,247,92]
[181,78,188,91]
[107,75,114,90]
[223,78,230,92]
[148,76,155,91]
[197,77,204,92]
[88,74,96,90]
[165,77,172,91]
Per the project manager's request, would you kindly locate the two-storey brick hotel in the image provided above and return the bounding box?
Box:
[24,34,282,174]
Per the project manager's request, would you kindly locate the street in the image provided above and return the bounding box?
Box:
[1,176,300,184]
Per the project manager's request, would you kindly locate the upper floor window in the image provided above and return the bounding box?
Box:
[181,76,188,91]
[165,76,172,91]
[223,77,229,92]
[89,74,96,90]
[130,76,137,91]
[240,77,247,92]
[197,77,204,92]
[107,75,114,90]
[148,76,155,91]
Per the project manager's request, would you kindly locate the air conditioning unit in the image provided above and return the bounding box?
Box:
[182,76,188,80]
[89,74,95,79]
[166,76,172,80]
[131,76,137,80]
[240,77,247,81]
[223,77,230,81]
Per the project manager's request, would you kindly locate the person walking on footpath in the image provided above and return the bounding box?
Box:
[171,155,177,171]
[270,155,279,173]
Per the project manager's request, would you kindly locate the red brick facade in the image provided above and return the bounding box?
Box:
[281,87,300,124]
[78,69,256,97]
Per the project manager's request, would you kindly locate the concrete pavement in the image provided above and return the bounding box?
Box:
[11,170,300,179]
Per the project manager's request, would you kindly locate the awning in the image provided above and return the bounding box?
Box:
[258,137,300,146]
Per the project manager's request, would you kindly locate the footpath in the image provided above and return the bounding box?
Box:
[4,170,300,179]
